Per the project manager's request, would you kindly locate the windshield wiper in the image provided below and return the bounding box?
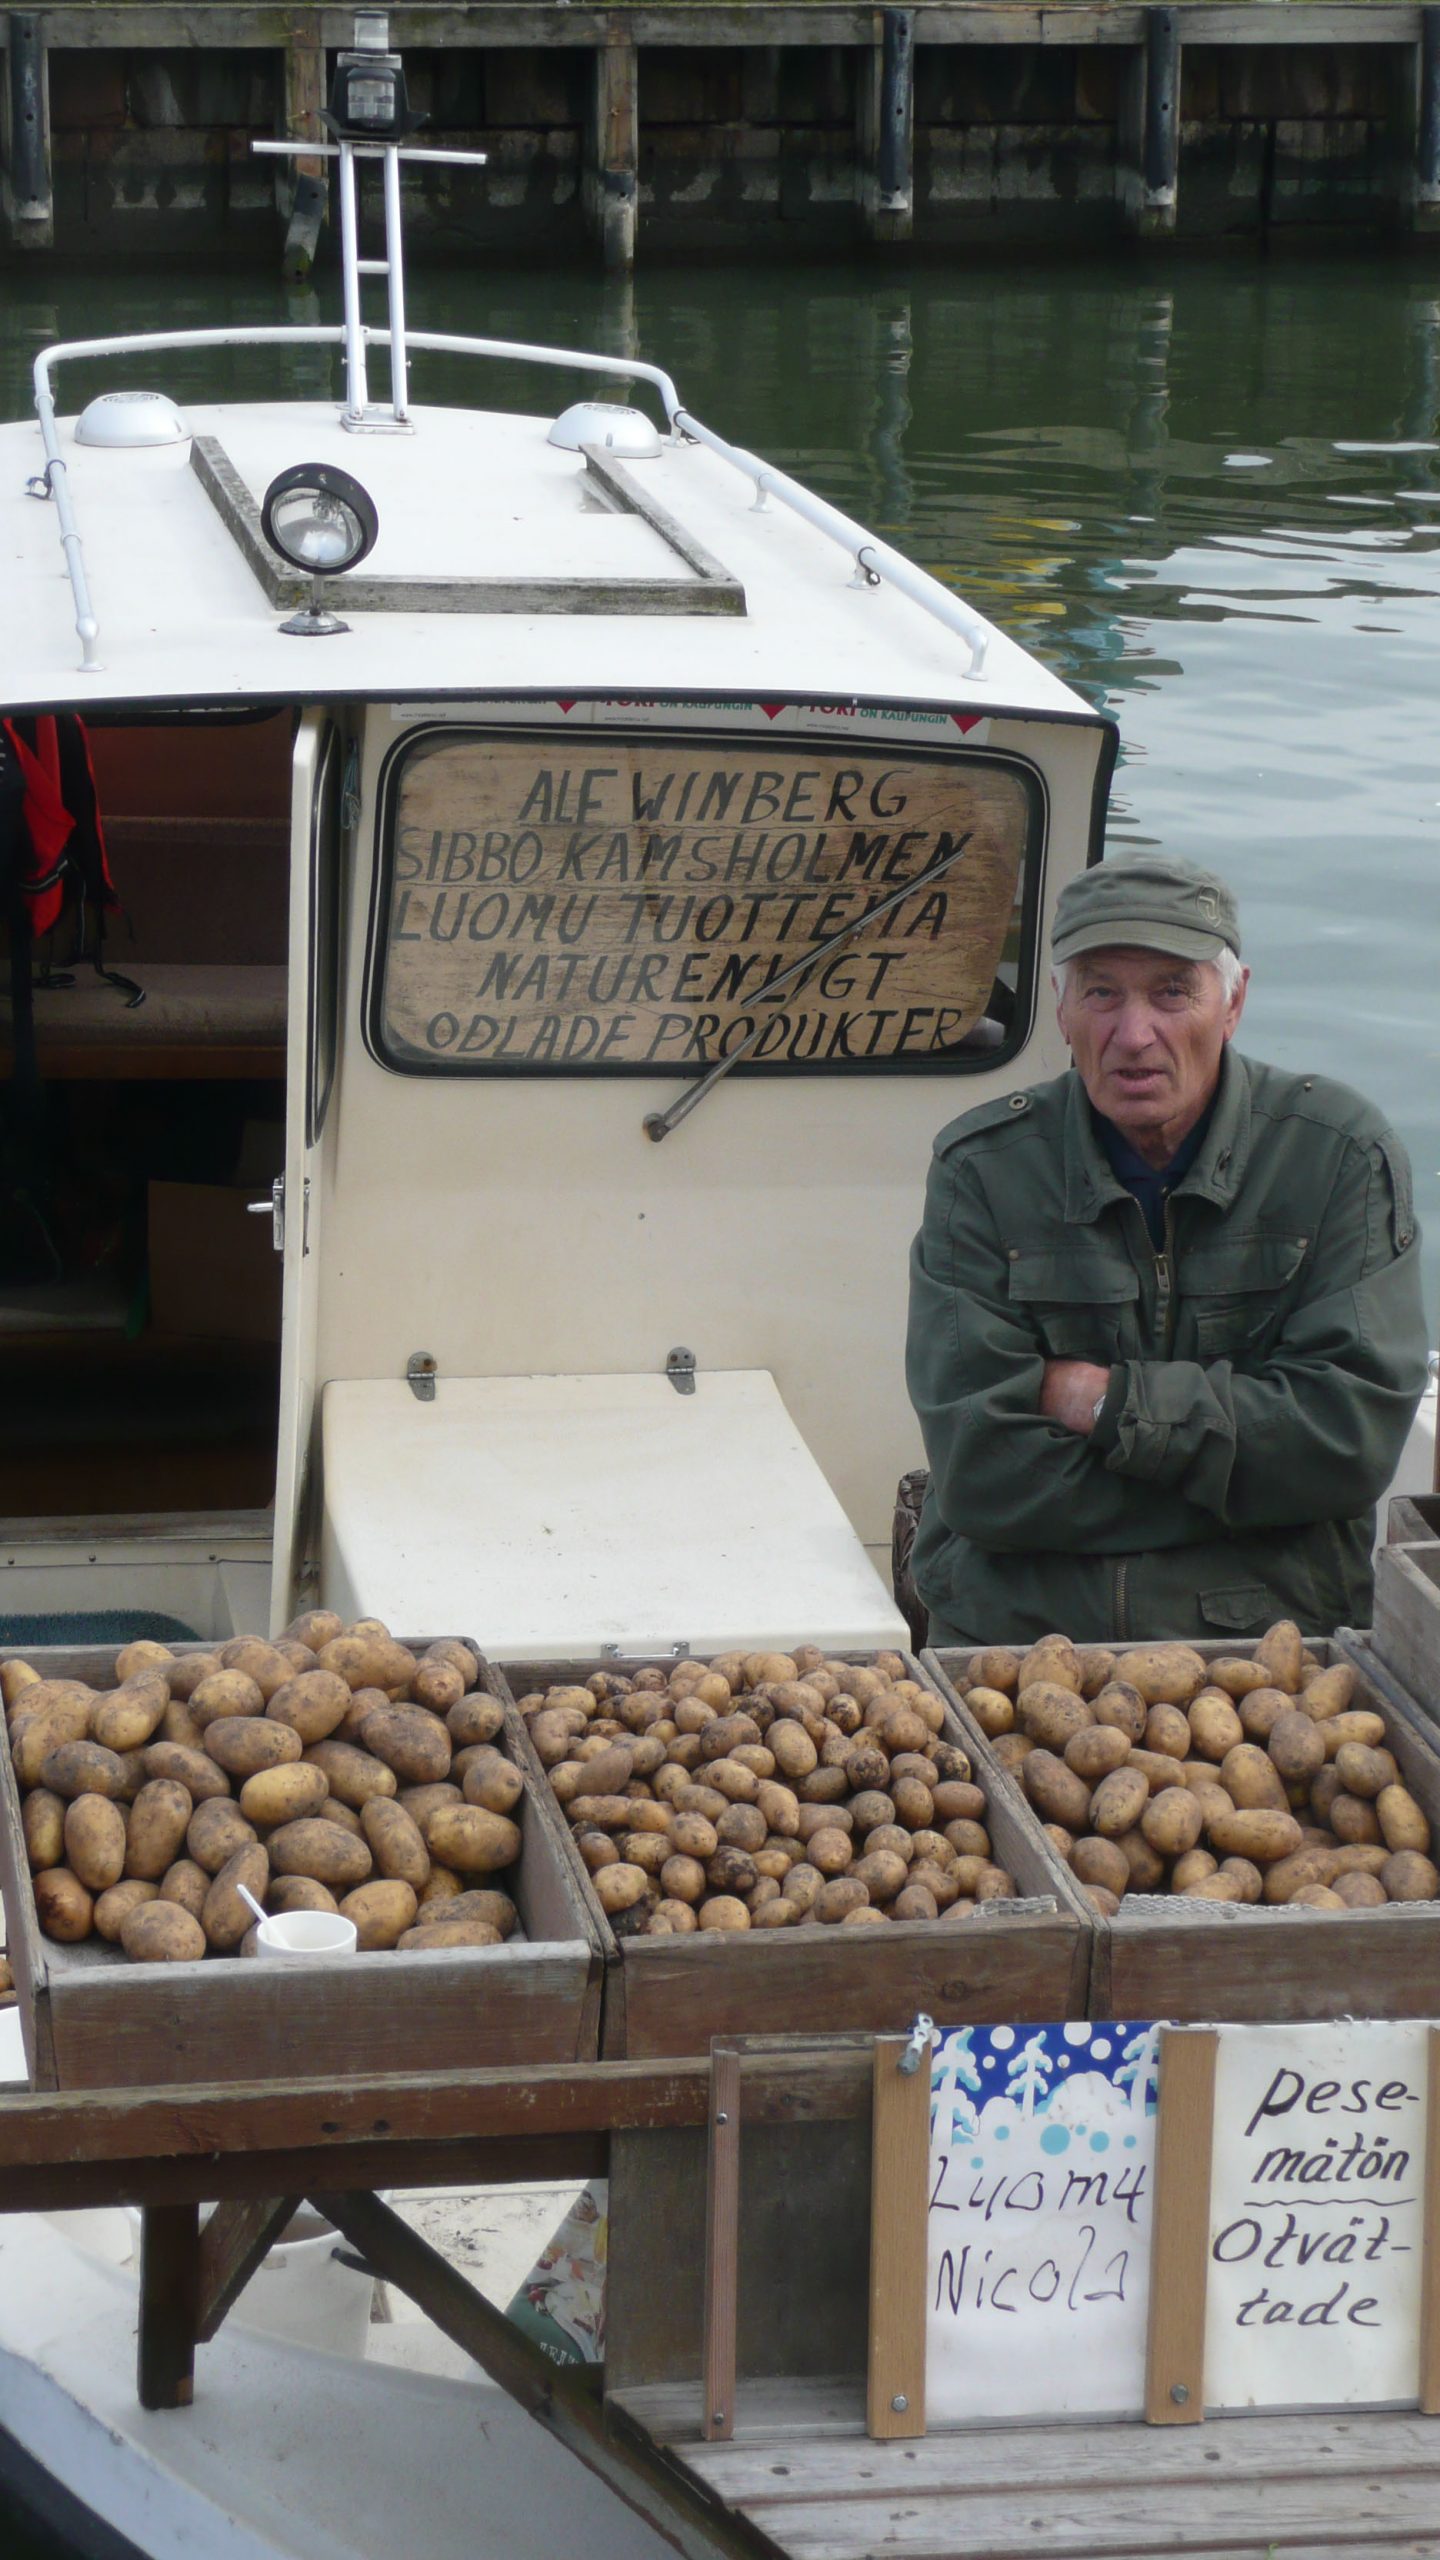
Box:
[643,831,975,1142]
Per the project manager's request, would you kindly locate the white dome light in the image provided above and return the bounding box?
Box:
[75,391,187,449]
[547,402,662,459]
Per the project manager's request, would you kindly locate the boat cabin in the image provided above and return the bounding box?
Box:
[0,181,1115,1660]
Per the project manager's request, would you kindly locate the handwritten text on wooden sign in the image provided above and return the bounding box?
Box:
[376,733,1031,1070]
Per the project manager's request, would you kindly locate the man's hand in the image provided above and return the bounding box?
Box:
[1040,1359,1112,1436]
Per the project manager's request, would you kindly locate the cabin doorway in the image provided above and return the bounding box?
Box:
[0,704,306,1638]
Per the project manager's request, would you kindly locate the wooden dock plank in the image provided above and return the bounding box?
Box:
[738,2475,1440,2558]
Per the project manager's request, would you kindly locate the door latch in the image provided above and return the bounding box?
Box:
[248,1177,286,1253]
[406,1351,438,1402]
[665,1346,697,1395]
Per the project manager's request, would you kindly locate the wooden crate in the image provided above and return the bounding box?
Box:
[927,1640,1440,2027]
[498,1654,1093,2060]
[0,1642,603,2089]
[1372,1524,1440,1728]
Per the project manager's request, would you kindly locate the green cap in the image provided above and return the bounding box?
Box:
[1051,854,1242,969]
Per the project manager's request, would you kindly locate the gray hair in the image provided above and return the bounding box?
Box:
[1054,947,1245,1005]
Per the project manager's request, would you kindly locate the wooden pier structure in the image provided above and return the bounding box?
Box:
[4,3,1440,267]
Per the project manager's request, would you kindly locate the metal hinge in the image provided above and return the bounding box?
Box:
[247,1176,310,1255]
[665,1345,697,1395]
[406,1351,438,1402]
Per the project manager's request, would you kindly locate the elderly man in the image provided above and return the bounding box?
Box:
[906,854,1428,1644]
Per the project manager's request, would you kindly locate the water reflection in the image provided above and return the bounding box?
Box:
[1,252,1435,1290]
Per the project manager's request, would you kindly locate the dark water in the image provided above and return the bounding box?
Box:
[1,253,1436,1310]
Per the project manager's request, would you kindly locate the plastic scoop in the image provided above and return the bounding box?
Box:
[238,1879,358,1960]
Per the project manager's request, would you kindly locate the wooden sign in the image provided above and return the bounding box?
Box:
[926,2022,1161,2425]
[1203,2022,1429,2411]
[374,730,1033,1071]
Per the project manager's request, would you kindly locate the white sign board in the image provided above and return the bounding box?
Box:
[1203,2021,1429,2411]
[926,2021,1160,2425]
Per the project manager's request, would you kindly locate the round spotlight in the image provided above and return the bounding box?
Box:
[261,462,379,577]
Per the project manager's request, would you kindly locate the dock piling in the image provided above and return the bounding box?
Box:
[1417,5,1440,229]
[861,8,914,245]
[1126,5,1181,237]
[281,20,327,280]
[586,25,638,274]
[3,11,54,250]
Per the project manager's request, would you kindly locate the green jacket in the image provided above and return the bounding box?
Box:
[906,1048,1428,1645]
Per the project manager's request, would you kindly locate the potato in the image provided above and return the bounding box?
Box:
[585,1862,643,1918]
[39,1740,128,1802]
[95,1878,161,1940]
[1300,1663,1356,1721]
[217,1637,292,1701]
[410,1658,465,1716]
[318,1798,364,1838]
[63,1795,127,1892]
[1089,1681,1147,1744]
[356,1796,431,1891]
[447,1691,505,1749]
[813,1877,869,1924]
[1129,1750,1187,1796]
[1140,1704,1189,1761]
[124,1778,194,1880]
[1090,1767,1149,1838]
[1017,1636,1081,1694]
[1023,1751,1093,1833]
[1333,1743,1399,1802]
[1289,1885,1347,1911]
[1187,1690,1245,1761]
[34,1867,94,1940]
[1070,1836,1130,1898]
[205,1716,305,1779]
[307,1739,399,1809]
[340,1880,418,1950]
[753,1898,801,1929]
[91,1675,170,1753]
[1220,1745,1289,1813]
[423,1803,521,1875]
[188,1670,265,1729]
[968,1647,1020,1696]
[1117,1830,1166,1891]
[358,1705,452,1786]
[266,1671,353,1747]
[1081,1885,1121,1917]
[240,1763,331,1827]
[991,1735,1033,1775]
[1331,1843,1391,1877]
[1321,1712,1387,1759]
[1381,1851,1440,1902]
[186,1797,259,1874]
[1254,1619,1304,1692]
[1113,1645,1206,1706]
[1267,1711,1327,1787]
[0,1657,41,1709]
[1141,1787,1203,1858]
[159,1858,210,1921]
[284,1609,345,1653]
[141,1741,231,1803]
[1218,1858,1264,1905]
[766,1719,818,1779]
[22,1788,65,1872]
[12,1700,95,1788]
[1377,1784,1431,1856]
[964,1686,1015,1739]
[266,1874,339,1917]
[409,1887,515,1936]
[267,1819,372,1889]
[1204,1807,1303,1864]
[202,1843,272,1950]
[1171,1848,1218,1893]
[1016,1683,1091,1752]
[122,1901,206,1963]
[460,1748,524,1817]
[1333,1870,1388,1909]
[973,1864,1016,1902]
[1181,1873,1245,1903]
[1237,1687,1294,1743]
[852,1849,909,1903]
[397,1918,503,1950]
[1330,1792,1382,1847]
[1064,1726,1133,1785]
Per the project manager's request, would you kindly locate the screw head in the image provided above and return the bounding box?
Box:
[891,2393,908,2414]
[712,2411,726,2426]
[1170,2382,1189,2405]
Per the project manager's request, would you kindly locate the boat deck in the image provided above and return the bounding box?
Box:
[612,2376,1440,2559]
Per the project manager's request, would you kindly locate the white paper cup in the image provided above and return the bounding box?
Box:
[253,1911,358,1961]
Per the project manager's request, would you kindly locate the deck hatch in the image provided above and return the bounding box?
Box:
[190,433,746,619]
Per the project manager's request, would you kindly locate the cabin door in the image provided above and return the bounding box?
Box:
[269,711,343,1629]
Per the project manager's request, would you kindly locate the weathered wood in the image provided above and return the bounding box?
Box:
[1373,1543,1440,1727]
[281,14,327,276]
[586,23,638,272]
[502,1654,1090,2062]
[314,2188,775,2560]
[195,2194,301,2343]
[865,2033,927,2438]
[702,2046,741,2442]
[1144,2027,1215,2425]
[137,2202,200,2410]
[1423,2026,1440,2414]
[0,1641,604,2089]
[0,2047,874,2174]
[0,2134,610,2215]
[4,12,53,246]
[728,2475,1440,2555]
[859,9,914,245]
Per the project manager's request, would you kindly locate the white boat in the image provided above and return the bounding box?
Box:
[0,21,1432,2557]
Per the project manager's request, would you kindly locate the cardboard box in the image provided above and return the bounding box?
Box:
[147,1180,282,1344]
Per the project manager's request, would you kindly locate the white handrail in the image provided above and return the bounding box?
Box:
[673,407,991,679]
[30,324,686,670]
